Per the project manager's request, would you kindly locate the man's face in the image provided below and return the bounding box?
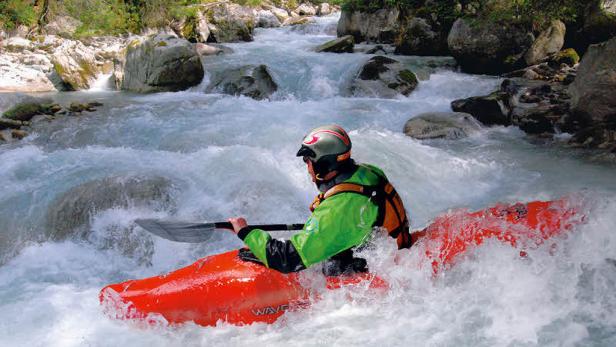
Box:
[304,157,317,182]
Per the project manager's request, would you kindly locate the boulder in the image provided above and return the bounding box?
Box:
[206,3,255,42]
[317,3,332,16]
[121,34,204,93]
[206,65,278,100]
[395,17,448,56]
[283,16,314,26]
[337,8,400,43]
[4,37,33,52]
[0,55,56,92]
[447,18,534,74]
[0,118,27,130]
[451,92,511,126]
[111,56,125,90]
[175,10,210,42]
[271,8,290,22]
[51,40,100,90]
[550,48,580,67]
[34,35,66,53]
[403,112,481,140]
[524,20,566,66]
[255,10,282,28]
[365,45,389,55]
[2,99,58,122]
[315,35,354,53]
[10,129,28,140]
[44,15,82,37]
[45,175,174,241]
[295,3,316,16]
[351,56,418,98]
[569,36,616,132]
[581,0,616,47]
[196,42,224,56]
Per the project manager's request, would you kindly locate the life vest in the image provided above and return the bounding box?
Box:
[309,167,412,249]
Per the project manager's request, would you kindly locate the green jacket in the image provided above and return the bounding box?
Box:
[238,164,385,273]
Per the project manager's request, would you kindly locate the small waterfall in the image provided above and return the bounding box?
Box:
[88,73,113,92]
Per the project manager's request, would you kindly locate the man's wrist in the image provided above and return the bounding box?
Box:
[237,226,253,240]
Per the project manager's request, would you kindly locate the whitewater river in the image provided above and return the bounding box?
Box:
[1,15,616,346]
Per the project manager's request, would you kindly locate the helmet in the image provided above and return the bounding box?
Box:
[296,125,352,178]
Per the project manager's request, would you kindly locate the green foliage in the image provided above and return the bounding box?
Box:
[0,0,38,30]
[465,0,590,29]
[62,0,132,37]
[341,0,590,30]
[342,0,392,13]
[233,0,263,7]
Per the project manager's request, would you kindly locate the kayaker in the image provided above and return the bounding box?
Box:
[229,125,413,275]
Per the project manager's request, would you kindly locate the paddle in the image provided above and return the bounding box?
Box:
[135,219,305,243]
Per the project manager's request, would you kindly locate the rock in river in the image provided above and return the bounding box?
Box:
[403,112,482,140]
[51,40,100,90]
[351,56,418,98]
[447,18,534,74]
[568,36,616,150]
[315,35,354,53]
[206,65,278,100]
[122,34,204,93]
[45,175,175,241]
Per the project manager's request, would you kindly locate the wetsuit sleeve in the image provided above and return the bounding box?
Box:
[239,193,378,273]
[239,228,306,273]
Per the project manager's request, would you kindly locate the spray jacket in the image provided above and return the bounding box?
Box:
[237,163,408,274]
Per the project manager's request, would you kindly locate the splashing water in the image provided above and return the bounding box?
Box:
[1,14,616,347]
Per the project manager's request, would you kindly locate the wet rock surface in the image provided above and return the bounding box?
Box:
[315,35,354,53]
[0,98,104,141]
[568,36,616,151]
[50,40,101,91]
[452,78,573,135]
[524,20,566,66]
[447,18,535,74]
[45,175,175,241]
[403,112,482,140]
[395,17,449,56]
[351,56,418,98]
[206,64,278,100]
[206,3,256,42]
[121,34,204,93]
[337,8,400,43]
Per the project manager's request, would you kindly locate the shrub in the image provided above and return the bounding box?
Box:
[0,0,38,31]
[62,0,132,37]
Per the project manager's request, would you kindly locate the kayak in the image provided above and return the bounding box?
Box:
[100,198,582,327]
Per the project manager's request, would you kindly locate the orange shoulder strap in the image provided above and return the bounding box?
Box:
[323,183,367,199]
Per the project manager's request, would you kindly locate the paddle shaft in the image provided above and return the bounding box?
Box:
[213,222,305,232]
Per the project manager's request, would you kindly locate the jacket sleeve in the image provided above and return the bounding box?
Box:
[239,193,378,272]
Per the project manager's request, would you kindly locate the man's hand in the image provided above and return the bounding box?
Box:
[228,217,248,235]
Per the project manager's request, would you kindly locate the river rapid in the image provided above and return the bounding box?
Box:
[1,14,616,347]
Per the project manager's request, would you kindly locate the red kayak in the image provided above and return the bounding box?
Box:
[100,198,583,327]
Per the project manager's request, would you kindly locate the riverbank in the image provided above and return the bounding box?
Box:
[2,1,615,158]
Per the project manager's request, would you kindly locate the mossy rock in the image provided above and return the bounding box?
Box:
[315,35,354,53]
[2,102,58,122]
[128,39,142,49]
[553,48,580,66]
[398,69,418,85]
